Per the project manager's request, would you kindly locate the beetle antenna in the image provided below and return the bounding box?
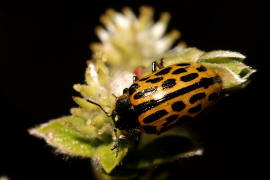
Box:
[86,99,111,117]
[112,93,117,99]
[87,98,121,157]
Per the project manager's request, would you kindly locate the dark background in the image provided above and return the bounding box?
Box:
[1,0,267,179]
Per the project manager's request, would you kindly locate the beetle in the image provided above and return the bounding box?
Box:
[87,61,222,156]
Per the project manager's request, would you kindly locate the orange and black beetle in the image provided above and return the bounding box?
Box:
[88,61,222,156]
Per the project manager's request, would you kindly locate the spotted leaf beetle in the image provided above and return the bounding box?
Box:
[87,61,222,156]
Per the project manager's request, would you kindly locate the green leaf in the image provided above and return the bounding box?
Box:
[95,142,129,173]
[29,116,98,158]
[201,62,255,90]
[221,62,255,79]
[198,50,246,63]
[196,50,255,90]
[162,47,204,66]
[126,135,202,169]
[96,166,147,180]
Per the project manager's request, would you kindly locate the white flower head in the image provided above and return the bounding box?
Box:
[91,6,180,70]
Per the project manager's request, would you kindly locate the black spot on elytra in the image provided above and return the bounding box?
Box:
[163,115,178,127]
[146,77,163,83]
[140,76,150,81]
[134,77,216,114]
[172,68,187,74]
[196,65,207,72]
[134,86,158,99]
[188,104,202,113]
[162,79,176,89]
[128,83,140,95]
[155,67,172,76]
[189,92,206,104]
[172,101,186,112]
[143,125,157,134]
[200,77,215,88]
[177,63,190,66]
[208,92,218,101]
[143,110,168,123]
[181,73,199,82]
[160,115,193,132]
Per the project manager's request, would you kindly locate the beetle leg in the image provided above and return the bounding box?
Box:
[133,76,139,82]
[111,134,128,157]
[111,127,118,151]
[152,61,158,72]
[152,60,164,72]
[156,59,164,69]
[111,141,119,157]
[135,133,141,141]
[160,58,164,68]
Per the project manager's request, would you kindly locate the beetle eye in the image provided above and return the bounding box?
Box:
[123,88,128,94]
[115,115,119,122]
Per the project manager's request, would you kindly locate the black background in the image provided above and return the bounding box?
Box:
[1,0,268,179]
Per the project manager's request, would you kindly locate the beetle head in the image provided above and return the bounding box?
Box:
[112,91,140,133]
